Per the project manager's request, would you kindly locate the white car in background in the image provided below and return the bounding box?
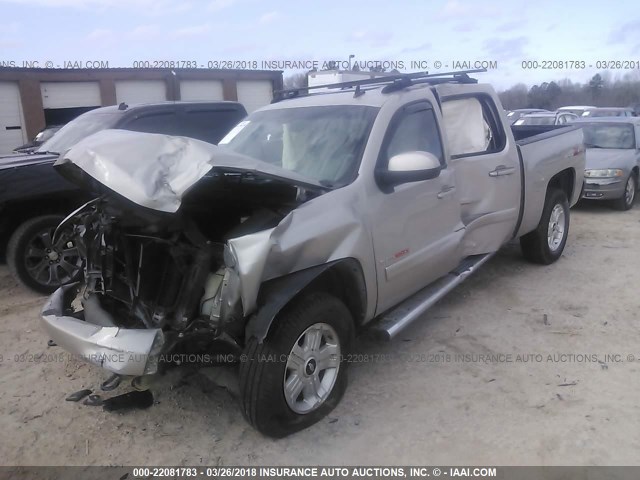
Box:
[582,107,634,118]
[505,108,549,125]
[514,111,578,126]
[557,105,596,117]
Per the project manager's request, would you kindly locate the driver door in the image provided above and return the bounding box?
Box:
[370,101,464,313]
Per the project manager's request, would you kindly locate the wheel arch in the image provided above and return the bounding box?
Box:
[245,258,367,343]
[548,167,576,204]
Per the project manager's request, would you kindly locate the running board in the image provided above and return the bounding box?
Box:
[370,253,495,340]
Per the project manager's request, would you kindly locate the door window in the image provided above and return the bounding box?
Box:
[441,97,505,156]
[125,112,178,135]
[382,105,444,166]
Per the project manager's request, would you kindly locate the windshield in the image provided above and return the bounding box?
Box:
[219,105,379,186]
[515,115,556,126]
[582,124,636,149]
[37,111,121,154]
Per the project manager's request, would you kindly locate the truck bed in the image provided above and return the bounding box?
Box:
[513,124,585,238]
[511,124,580,144]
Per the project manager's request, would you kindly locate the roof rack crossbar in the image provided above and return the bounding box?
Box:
[274,68,487,99]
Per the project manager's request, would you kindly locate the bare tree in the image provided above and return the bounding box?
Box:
[284,72,309,90]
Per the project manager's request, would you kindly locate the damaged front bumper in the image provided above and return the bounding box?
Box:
[41,284,165,376]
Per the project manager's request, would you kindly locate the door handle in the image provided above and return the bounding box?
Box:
[437,185,456,199]
[489,165,516,177]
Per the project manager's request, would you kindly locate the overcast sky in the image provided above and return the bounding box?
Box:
[0,0,638,89]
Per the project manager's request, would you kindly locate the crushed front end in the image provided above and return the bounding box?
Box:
[41,186,303,376]
[39,129,326,377]
[41,198,228,375]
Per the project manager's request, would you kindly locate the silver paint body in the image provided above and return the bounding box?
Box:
[41,82,585,373]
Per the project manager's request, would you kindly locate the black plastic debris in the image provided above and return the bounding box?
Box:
[65,389,92,402]
[83,394,104,406]
[103,390,154,412]
[101,373,122,391]
[47,340,57,347]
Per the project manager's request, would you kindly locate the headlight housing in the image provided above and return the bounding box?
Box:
[584,169,624,178]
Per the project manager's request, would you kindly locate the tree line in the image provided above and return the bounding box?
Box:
[498,72,640,111]
[283,69,640,111]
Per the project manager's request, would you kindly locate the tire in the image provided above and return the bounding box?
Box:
[239,292,354,437]
[612,173,636,211]
[520,189,570,265]
[6,215,83,294]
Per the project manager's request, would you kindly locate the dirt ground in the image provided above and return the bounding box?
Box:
[0,202,639,466]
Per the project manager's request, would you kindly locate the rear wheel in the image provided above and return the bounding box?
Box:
[6,215,83,294]
[239,292,353,437]
[520,189,570,265]
[612,173,636,211]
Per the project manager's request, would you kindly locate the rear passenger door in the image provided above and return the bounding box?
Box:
[435,90,521,255]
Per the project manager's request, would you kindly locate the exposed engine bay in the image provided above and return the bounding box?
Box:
[41,129,360,379]
[60,170,310,356]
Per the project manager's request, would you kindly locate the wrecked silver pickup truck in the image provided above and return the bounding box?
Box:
[42,71,585,437]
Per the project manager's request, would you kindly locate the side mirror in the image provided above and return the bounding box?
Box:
[377,151,442,187]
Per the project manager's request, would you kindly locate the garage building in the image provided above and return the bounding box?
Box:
[0,67,283,154]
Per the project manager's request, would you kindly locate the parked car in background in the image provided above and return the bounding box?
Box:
[575,117,640,210]
[581,107,634,118]
[505,108,549,125]
[514,111,578,126]
[12,125,63,153]
[41,71,584,437]
[0,101,247,293]
[557,105,596,116]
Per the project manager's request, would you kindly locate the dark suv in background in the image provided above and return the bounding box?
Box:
[0,101,247,293]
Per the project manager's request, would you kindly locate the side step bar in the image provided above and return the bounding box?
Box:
[370,253,495,340]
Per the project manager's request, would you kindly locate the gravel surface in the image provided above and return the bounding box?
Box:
[0,202,639,466]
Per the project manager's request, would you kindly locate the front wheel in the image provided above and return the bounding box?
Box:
[239,292,353,437]
[520,189,570,265]
[612,173,636,211]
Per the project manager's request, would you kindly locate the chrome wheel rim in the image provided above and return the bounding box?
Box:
[625,176,635,206]
[547,204,566,252]
[283,323,341,414]
[24,227,82,287]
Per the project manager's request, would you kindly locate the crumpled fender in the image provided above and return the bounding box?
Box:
[244,261,343,342]
[227,192,371,316]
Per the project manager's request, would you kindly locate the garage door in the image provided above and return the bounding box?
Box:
[40,82,102,109]
[180,80,224,101]
[236,80,273,113]
[0,81,27,154]
[116,80,167,104]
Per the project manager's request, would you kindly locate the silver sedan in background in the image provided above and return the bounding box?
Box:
[575,117,640,210]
